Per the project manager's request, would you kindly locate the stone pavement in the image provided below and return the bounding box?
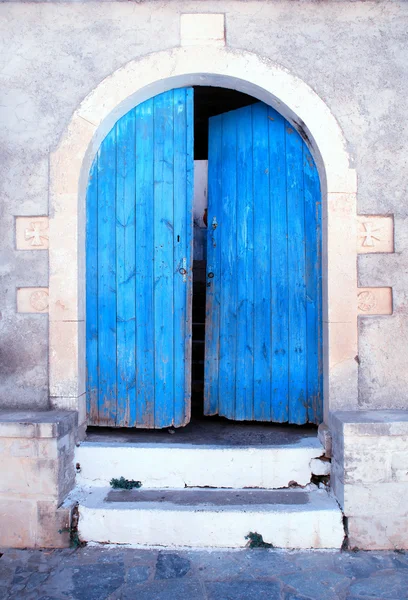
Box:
[1,546,408,600]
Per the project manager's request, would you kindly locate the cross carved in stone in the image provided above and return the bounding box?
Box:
[24,221,49,246]
[361,222,381,247]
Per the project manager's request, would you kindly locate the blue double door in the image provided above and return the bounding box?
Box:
[86,88,322,428]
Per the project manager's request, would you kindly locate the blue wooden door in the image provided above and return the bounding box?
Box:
[86,88,194,428]
[205,102,322,424]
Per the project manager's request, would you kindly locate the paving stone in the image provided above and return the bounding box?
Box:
[3,547,408,600]
[292,551,338,573]
[122,578,205,600]
[387,555,408,570]
[0,561,14,582]
[126,565,150,584]
[71,563,125,600]
[64,547,125,565]
[12,565,33,583]
[7,584,27,598]
[280,569,350,600]
[188,549,299,580]
[155,552,191,579]
[119,548,158,567]
[25,572,50,591]
[236,549,301,578]
[336,553,395,579]
[205,580,282,600]
[349,572,408,598]
[22,566,74,599]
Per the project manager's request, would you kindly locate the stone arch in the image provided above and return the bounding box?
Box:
[48,46,357,431]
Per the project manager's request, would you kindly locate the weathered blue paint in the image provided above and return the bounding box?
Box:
[205,102,322,424]
[86,88,194,428]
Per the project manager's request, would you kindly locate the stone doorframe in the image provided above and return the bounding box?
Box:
[48,46,357,432]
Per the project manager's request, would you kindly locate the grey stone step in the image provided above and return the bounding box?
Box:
[76,432,324,489]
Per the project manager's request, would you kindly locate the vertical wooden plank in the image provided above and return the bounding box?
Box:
[286,123,307,424]
[173,87,194,427]
[218,110,238,420]
[184,88,194,423]
[252,103,272,421]
[86,158,99,423]
[204,115,222,416]
[153,90,175,427]
[235,106,254,421]
[116,110,136,427]
[135,98,155,427]
[97,126,117,426]
[303,143,323,423]
[268,107,289,423]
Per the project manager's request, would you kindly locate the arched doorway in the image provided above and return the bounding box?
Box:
[48,47,358,436]
[85,87,322,428]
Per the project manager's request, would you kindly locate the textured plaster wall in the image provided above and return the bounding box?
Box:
[0,0,407,410]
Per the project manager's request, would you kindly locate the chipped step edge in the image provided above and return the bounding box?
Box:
[75,440,324,490]
[76,487,344,550]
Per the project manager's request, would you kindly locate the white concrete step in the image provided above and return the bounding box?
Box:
[76,437,324,490]
[76,486,344,549]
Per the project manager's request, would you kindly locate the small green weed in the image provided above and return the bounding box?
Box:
[110,476,142,490]
[58,527,84,549]
[245,532,274,549]
[59,506,85,549]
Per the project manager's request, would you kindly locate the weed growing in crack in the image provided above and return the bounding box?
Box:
[110,477,142,490]
[59,506,85,549]
[245,532,274,549]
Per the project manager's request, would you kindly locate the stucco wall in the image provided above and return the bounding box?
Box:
[0,0,407,411]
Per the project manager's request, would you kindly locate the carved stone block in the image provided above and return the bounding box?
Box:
[17,288,49,313]
[357,215,393,254]
[357,287,392,316]
[180,14,225,46]
[16,216,49,250]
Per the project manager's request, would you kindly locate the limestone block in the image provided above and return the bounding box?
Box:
[0,437,58,460]
[17,287,49,313]
[326,193,357,324]
[0,411,77,548]
[334,410,408,437]
[357,215,394,254]
[0,497,38,548]
[36,502,71,548]
[391,452,408,481]
[348,515,408,551]
[58,433,76,502]
[49,203,81,322]
[391,451,408,470]
[357,287,392,316]
[49,321,80,398]
[16,216,49,250]
[51,395,87,433]
[344,443,392,484]
[344,482,408,516]
[180,14,225,46]
[50,116,96,195]
[0,456,59,499]
[330,460,344,507]
[0,410,77,439]
[331,410,408,549]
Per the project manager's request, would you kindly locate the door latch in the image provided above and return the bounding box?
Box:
[179,258,187,282]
